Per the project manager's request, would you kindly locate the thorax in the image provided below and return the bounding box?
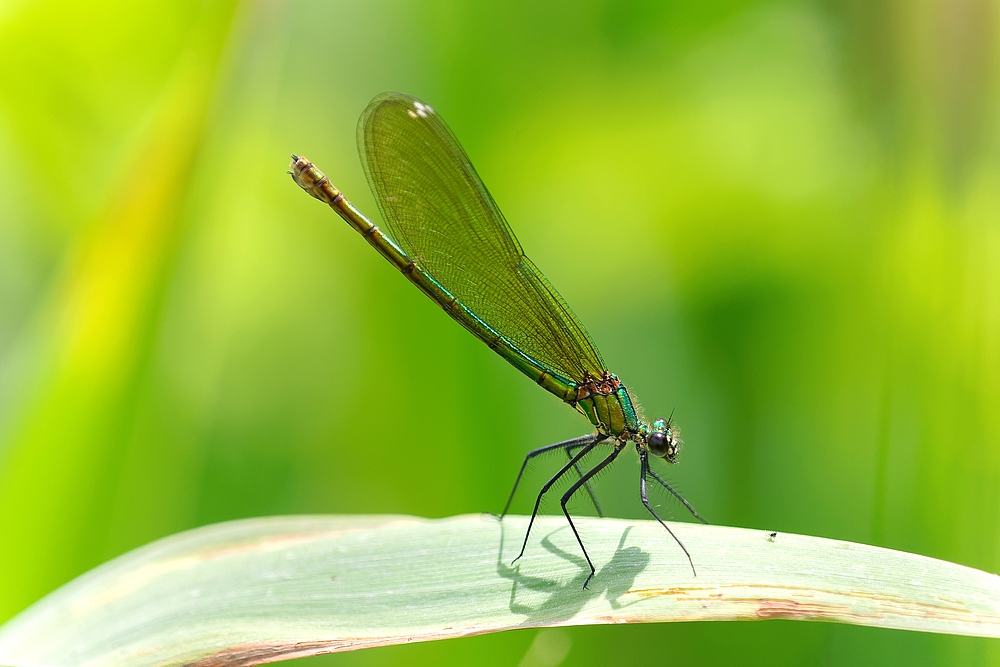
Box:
[571,371,639,438]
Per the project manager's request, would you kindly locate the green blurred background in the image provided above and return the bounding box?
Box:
[1,0,999,664]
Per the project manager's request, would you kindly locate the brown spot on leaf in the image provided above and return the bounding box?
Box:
[183,640,346,667]
[756,599,853,621]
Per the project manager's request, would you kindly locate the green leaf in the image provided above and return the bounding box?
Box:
[1,515,998,667]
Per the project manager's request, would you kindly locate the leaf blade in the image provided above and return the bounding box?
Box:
[0,514,998,667]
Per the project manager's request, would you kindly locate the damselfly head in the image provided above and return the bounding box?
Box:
[646,417,681,463]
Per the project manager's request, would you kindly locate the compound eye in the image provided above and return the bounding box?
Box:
[648,431,668,457]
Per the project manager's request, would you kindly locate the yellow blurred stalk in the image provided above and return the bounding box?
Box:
[0,0,240,621]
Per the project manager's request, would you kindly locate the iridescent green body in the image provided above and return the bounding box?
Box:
[289,155,638,440]
[289,158,573,399]
[574,383,640,437]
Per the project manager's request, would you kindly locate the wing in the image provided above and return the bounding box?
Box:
[358,92,604,384]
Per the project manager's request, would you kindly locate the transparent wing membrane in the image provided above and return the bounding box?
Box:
[358,92,605,383]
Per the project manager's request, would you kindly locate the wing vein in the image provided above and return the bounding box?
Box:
[358,93,605,383]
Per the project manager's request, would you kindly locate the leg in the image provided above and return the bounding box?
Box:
[646,467,709,524]
[502,434,597,517]
[512,441,599,564]
[560,443,626,588]
[566,442,604,517]
[640,450,697,577]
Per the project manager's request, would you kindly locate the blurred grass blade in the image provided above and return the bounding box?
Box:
[0,514,998,667]
[0,0,242,622]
